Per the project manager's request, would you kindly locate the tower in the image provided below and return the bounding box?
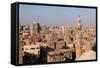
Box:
[76,16,82,30]
[75,16,83,59]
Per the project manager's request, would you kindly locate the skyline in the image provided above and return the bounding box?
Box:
[19,4,96,27]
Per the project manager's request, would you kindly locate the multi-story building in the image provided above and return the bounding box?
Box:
[23,42,40,56]
[30,21,41,36]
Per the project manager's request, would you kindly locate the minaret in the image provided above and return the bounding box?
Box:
[77,15,82,30]
[30,22,35,36]
[75,16,83,59]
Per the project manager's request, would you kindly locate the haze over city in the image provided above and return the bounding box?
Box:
[19,4,96,27]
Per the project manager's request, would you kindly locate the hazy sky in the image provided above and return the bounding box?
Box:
[19,4,96,27]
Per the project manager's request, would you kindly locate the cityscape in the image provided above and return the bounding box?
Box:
[19,16,96,64]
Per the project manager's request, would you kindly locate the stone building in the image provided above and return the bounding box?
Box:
[64,26,73,44]
[45,33,58,49]
[47,49,71,62]
[19,37,25,64]
[56,39,66,49]
[23,42,40,56]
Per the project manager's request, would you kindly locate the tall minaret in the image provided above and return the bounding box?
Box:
[77,15,82,30]
[75,16,83,59]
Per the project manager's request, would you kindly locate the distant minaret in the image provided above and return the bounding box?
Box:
[77,16,82,30]
[30,22,34,36]
[75,16,83,59]
[19,23,22,32]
